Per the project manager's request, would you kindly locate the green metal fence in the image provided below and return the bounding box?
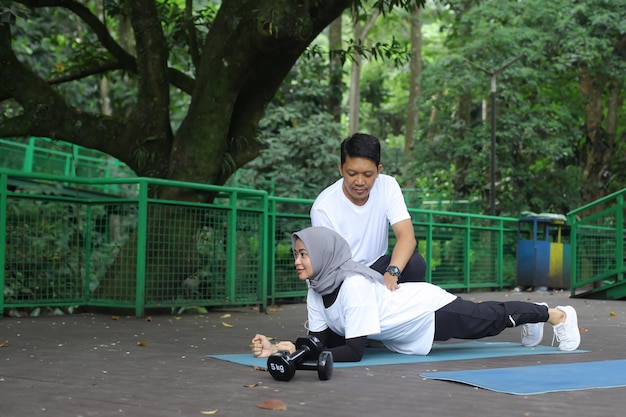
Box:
[1,169,268,317]
[1,168,520,317]
[0,137,136,196]
[411,210,518,290]
[567,189,626,299]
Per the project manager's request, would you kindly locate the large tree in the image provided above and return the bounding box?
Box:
[1,0,425,301]
[0,0,424,202]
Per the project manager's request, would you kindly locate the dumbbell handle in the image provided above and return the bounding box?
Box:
[295,359,318,371]
[285,344,312,364]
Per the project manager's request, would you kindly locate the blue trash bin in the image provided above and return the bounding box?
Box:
[516,215,571,291]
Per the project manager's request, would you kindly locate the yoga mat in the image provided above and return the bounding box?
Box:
[208,341,586,369]
[420,359,626,395]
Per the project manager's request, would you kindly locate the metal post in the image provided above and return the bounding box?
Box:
[465,54,525,216]
[490,75,497,215]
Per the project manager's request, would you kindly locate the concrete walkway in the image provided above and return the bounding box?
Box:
[2,290,625,417]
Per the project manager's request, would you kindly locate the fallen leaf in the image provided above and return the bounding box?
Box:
[610,311,618,317]
[145,316,152,322]
[222,322,233,327]
[137,341,147,347]
[220,313,231,319]
[111,316,119,320]
[200,410,218,415]
[252,365,267,371]
[0,340,8,347]
[256,399,287,411]
[244,382,260,388]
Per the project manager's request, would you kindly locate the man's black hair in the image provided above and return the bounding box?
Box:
[340,133,381,166]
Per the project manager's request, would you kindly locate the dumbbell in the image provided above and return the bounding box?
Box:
[266,336,333,381]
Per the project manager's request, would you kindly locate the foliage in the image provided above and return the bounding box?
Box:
[2,0,624,213]
[388,0,626,215]
[4,193,128,317]
[231,53,343,199]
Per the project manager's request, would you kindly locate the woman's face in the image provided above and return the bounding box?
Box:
[293,238,313,281]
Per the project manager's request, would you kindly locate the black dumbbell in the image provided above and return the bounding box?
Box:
[266,336,333,381]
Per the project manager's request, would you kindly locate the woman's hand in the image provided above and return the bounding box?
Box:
[251,334,274,357]
[275,340,296,354]
[251,334,296,358]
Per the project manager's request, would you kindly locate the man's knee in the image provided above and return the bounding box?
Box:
[400,252,426,282]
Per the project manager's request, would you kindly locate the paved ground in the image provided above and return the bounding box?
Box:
[1,290,626,417]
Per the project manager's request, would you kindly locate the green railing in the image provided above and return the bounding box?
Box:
[2,137,482,211]
[1,168,521,317]
[0,137,136,196]
[1,169,268,317]
[567,189,626,299]
[410,210,518,290]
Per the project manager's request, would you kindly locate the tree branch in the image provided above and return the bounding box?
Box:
[47,60,125,85]
[15,0,195,94]
[128,0,172,131]
[185,0,200,70]
[17,0,136,69]
[0,20,131,162]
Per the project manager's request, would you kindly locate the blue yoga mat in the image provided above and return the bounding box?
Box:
[208,341,586,368]
[420,359,626,395]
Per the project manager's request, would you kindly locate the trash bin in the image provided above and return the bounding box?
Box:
[516,214,571,291]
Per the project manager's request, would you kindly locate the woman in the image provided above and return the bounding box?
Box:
[251,227,581,362]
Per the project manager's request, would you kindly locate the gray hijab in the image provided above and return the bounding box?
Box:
[291,227,383,295]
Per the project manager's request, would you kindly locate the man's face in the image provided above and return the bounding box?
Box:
[339,155,382,206]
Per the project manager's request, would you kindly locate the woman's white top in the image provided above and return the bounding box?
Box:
[306,275,457,355]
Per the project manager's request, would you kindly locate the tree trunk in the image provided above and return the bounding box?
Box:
[452,92,474,198]
[348,48,362,135]
[348,10,379,135]
[404,5,422,156]
[606,80,621,137]
[577,66,610,206]
[328,16,344,123]
[425,92,441,143]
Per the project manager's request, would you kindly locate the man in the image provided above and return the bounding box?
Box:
[310,133,425,291]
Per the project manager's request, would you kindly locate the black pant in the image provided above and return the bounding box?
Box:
[370,252,426,282]
[433,297,550,341]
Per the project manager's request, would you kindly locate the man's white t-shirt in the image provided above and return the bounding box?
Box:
[306,275,457,355]
[310,174,410,266]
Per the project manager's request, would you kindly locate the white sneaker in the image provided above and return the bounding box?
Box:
[521,302,547,347]
[552,305,581,351]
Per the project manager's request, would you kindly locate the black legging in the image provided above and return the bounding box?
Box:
[370,252,426,282]
[433,297,550,341]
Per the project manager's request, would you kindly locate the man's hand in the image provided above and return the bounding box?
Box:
[383,272,400,291]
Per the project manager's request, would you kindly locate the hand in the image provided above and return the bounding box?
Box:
[383,272,400,291]
[251,334,274,358]
[275,340,296,354]
[251,334,296,358]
